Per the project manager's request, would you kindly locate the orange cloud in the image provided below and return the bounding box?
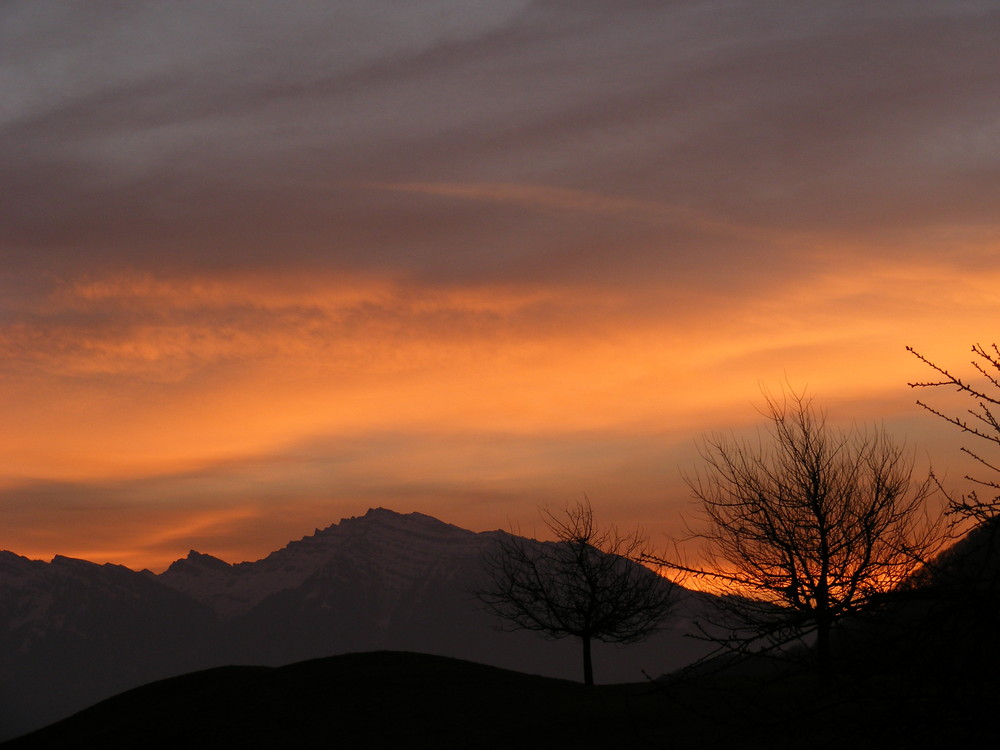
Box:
[2,258,993,481]
[1,254,996,570]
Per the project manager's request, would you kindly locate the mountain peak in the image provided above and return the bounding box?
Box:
[356,507,469,534]
[163,550,231,576]
[282,508,469,545]
[361,507,429,525]
[364,506,401,519]
[51,554,99,568]
[186,550,231,568]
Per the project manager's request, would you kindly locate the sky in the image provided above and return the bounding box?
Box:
[3,0,1000,571]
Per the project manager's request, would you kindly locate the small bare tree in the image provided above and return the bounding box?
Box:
[907,343,1000,524]
[477,499,677,686]
[650,391,942,685]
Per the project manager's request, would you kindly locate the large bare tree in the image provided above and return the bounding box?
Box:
[651,392,942,684]
[477,499,677,686]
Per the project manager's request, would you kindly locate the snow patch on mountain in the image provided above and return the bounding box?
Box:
[157,507,497,617]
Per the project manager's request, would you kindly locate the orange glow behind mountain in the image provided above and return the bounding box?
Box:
[3,3,998,571]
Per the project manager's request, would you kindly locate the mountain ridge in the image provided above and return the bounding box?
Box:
[156,507,501,617]
[0,507,713,742]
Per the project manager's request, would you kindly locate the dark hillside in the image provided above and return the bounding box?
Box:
[6,647,998,750]
[830,516,1000,685]
[2,651,667,750]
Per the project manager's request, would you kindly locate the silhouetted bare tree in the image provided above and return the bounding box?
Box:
[477,499,677,686]
[908,343,1000,524]
[649,391,942,685]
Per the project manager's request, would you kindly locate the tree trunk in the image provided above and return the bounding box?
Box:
[815,614,832,690]
[582,634,594,686]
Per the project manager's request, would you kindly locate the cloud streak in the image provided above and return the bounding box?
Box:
[372,182,801,246]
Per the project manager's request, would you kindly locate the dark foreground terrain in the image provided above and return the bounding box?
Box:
[9,518,1000,748]
[5,647,998,749]
[3,651,661,749]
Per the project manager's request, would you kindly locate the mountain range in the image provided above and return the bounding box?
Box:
[0,508,716,742]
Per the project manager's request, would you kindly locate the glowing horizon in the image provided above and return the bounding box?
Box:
[3,2,998,572]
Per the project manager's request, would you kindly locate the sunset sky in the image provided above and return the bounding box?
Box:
[3,1,999,571]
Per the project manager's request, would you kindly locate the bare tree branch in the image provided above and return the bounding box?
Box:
[907,344,1000,524]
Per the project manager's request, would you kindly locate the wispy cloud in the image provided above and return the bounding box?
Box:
[372,182,800,246]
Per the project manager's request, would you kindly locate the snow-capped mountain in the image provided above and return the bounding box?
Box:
[158,508,490,618]
[0,508,715,742]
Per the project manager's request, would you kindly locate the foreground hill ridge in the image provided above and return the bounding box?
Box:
[3,651,651,750]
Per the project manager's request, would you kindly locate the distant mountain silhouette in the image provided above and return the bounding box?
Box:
[0,508,716,742]
[0,551,217,741]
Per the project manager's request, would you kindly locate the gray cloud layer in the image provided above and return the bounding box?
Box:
[4,1,998,284]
